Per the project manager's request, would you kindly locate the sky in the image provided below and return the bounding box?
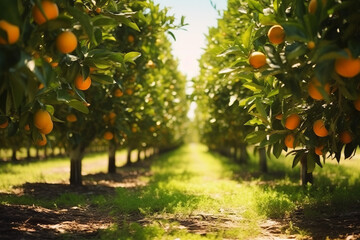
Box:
[153,0,228,79]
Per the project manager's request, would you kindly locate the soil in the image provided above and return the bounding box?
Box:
[1,159,360,240]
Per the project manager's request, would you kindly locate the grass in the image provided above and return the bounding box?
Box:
[1,144,360,239]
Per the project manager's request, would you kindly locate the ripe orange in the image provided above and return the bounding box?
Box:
[39,120,53,134]
[307,41,315,50]
[34,109,53,134]
[267,25,285,45]
[285,134,296,148]
[75,75,91,90]
[308,0,326,14]
[66,114,77,122]
[108,112,116,125]
[340,131,352,144]
[0,20,20,44]
[126,88,134,95]
[56,31,78,54]
[95,7,101,13]
[249,51,266,69]
[275,114,283,120]
[103,131,114,140]
[285,114,301,130]
[114,88,123,97]
[38,83,45,89]
[335,49,360,78]
[0,119,9,129]
[24,124,30,131]
[127,35,135,43]
[354,96,360,111]
[313,119,328,137]
[308,78,330,100]
[315,145,324,156]
[32,0,59,25]
[36,134,47,146]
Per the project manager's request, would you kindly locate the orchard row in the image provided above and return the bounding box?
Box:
[0,0,188,185]
[195,0,360,184]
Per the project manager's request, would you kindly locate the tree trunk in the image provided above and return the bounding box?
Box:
[44,147,48,159]
[300,154,313,186]
[69,145,85,186]
[36,147,39,159]
[126,147,132,166]
[239,144,248,164]
[26,147,31,160]
[259,147,268,173]
[11,148,17,162]
[108,141,117,174]
[137,149,142,162]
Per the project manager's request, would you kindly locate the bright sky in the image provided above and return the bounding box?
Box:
[154,0,227,79]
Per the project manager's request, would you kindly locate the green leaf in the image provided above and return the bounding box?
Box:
[292,151,304,168]
[217,47,242,57]
[241,24,254,50]
[273,142,283,158]
[124,52,141,64]
[245,131,267,144]
[92,15,117,26]
[247,0,263,13]
[66,6,96,45]
[45,105,55,115]
[282,22,308,42]
[91,74,114,84]
[243,82,263,93]
[306,152,316,173]
[68,100,89,114]
[255,99,267,119]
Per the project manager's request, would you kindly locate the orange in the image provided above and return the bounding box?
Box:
[335,49,360,78]
[95,7,101,13]
[103,131,114,140]
[313,119,328,137]
[38,83,45,89]
[126,88,134,95]
[36,134,47,146]
[24,124,30,131]
[0,119,9,129]
[108,112,116,125]
[0,20,20,44]
[34,109,53,134]
[354,96,360,111]
[114,88,123,97]
[315,145,324,156]
[267,25,285,45]
[75,75,91,90]
[308,78,330,100]
[149,126,156,132]
[32,0,59,25]
[285,113,301,130]
[66,114,77,122]
[249,51,266,69]
[340,131,352,144]
[284,134,296,148]
[275,114,283,120]
[56,31,78,54]
[308,0,326,14]
[307,41,315,50]
[127,35,135,43]
[39,120,53,134]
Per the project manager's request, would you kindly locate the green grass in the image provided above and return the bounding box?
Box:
[2,144,360,239]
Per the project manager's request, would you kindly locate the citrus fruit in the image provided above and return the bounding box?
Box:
[0,119,9,129]
[308,78,330,100]
[249,51,266,69]
[307,41,315,50]
[354,96,360,111]
[103,131,114,140]
[126,88,134,95]
[66,114,77,122]
[275,114,283,120]
[285,134,296,148]
[315,145,324,156]
[39,120,53,134]
[0,20,20,44]
[24,124,30,131]
[335,49,360,78]
[36,134,47,146]
[127,35,135,43]
[32,0,59,25]
[56,31,78,54]
[285,114,301,130]
[267,25,285,45]
[114,88,123,97]
[313,119,328,137]
[34,109,53,134]
[308,0,326,14]
[340,131,352,144]
[75,75,91,90]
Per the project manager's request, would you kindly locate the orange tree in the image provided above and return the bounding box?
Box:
[194,0,261,167]
[209,0,360,185]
